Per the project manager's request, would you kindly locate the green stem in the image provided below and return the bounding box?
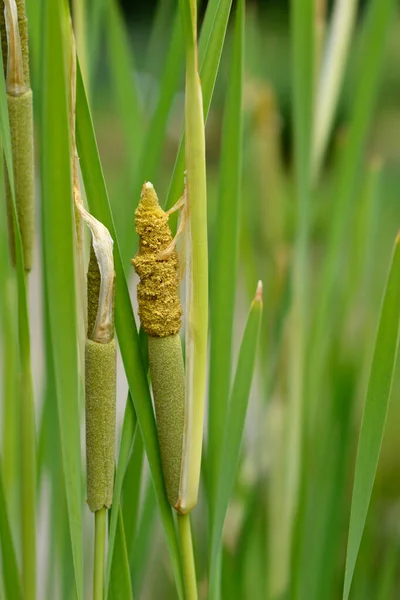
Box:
[177,514,197,600]
[21,272,36,600]
[93,507,106,600]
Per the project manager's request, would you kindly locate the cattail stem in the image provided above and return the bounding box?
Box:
[93,507,106,600]
[2,0,34,272]
[177,514,197,600]
[78,205,115,599]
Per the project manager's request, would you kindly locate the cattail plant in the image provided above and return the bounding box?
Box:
[131,0,208,597]
[1,0,34,271]
[132,181,185,510]
[78,204,116,600]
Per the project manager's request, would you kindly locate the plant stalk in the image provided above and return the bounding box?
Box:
[93,507,106,600]
[177,514,197,600]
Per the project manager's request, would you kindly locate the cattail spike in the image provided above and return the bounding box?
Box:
[5,89,34,270]
[85,338,116,512]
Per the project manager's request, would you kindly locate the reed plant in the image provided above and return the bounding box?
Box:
[0,0,399,599]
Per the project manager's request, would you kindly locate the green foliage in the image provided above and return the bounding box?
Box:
[344,236,400,599]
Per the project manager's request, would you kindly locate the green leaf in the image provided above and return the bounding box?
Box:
[40,1,83,597]
[109,507,133,600]
[88,0,107,86]
[75,63,184,600]
[283,0,315,593]
[121,421,144,559]
[165,0,233,213]
[130,481,157,596]
[105,398,136,596]
[0,461,22,600]
[209,284,262,597]
[343,235,400,600]
[0,28,36,600]
[0,142,18,513]
[25,0,42,95]
[208,0,244,521]
[106,0,143,177]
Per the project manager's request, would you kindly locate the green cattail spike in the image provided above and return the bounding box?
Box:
[148,335,185,507]
[79,204,116,513]
[132,181,186,510]
[3,0,34,272]
[85,338,116,512]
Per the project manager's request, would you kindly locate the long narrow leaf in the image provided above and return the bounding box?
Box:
[106,0,143,176]
[109,507,133,600]
[105,398,136,595]
[343,234,400,599]
[283,0,315,594]
[0,33,36,600]
[209,283,263,596]
[208,0,244,520]
[0,461,22,600]
[165,0,233,213]
[40,1,83,596]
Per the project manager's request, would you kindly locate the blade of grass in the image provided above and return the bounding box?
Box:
[109,507,133,600]
[207,0,244,522]
[165,0,233,214]
[130,480,157,596]
[144,0,175,79]
[121,420,144,555]
[40,1,83,597]
[311,0,358,182]
[343,234,400,600]
[25,0,42,94]
[105,397,136,596]
[106,0,143,177]
[88,0,107,87]
[106,334,147,594]
[0,163,18,511]
[282,0,315,594]
[75,63,184,600]
[0,459,22,600]
[0,40,36,600]
[177,0,208,514]
[209,283,262,599]
[73,0,88,85]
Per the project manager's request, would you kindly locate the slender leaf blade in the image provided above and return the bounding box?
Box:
[165,0,233,213]
[209,284,263,595]
[208,0,244,520]
[40,1,83,596]
[106,0,143,173]
[0,461,22,600]
[343,235,400,599]
[0,31,36,600]
[105,398,136,595]
[109,507,133,600]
